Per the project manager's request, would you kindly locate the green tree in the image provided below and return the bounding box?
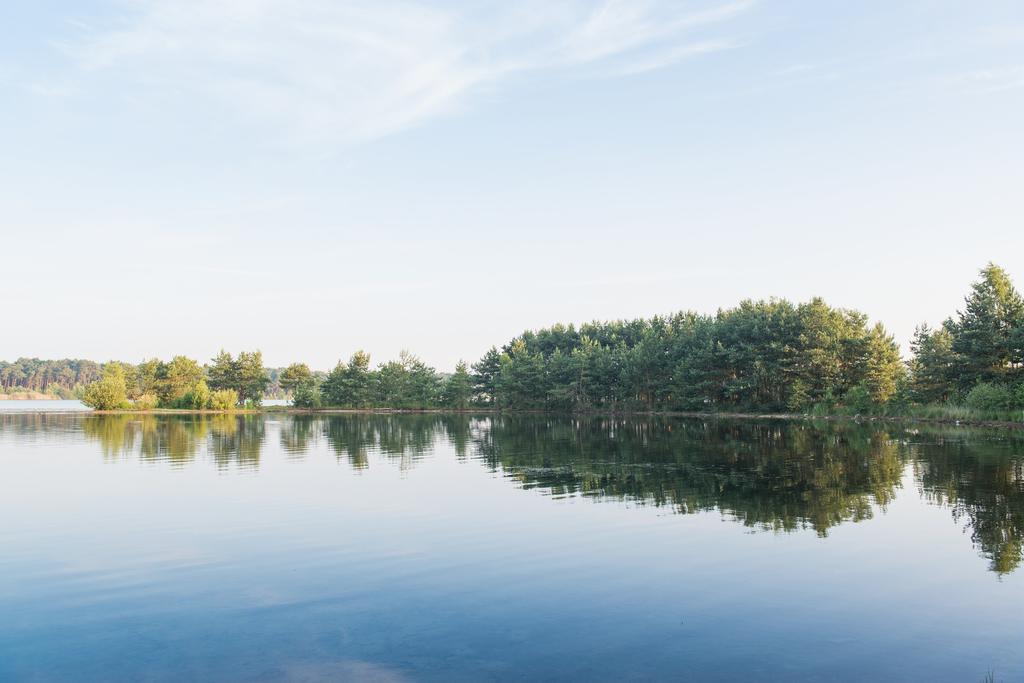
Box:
[292,381,322,408]
[344,351,374,407]
[207,350,237,392]
[157,355,204,406]
[279,363,313,394]
[236,351,269,406]
[443,361,473,409]
[321,352,374,407]
[81,363,130,410]
[131,358,162,401]
[950,263,1024,388]
[207,350,267,406]
[471,347,502,406]
[185,378,212,409]
[861,324,904,406]
[908,324,956,403]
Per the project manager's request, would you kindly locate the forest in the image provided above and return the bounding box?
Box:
[9,263,1024,418]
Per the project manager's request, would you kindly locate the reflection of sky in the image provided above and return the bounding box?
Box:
[0,418,1021,681]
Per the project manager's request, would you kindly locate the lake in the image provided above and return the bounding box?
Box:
[1,413,1021,682]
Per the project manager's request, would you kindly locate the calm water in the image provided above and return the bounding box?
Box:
[1,414,1022,682]
[0,399,88,412]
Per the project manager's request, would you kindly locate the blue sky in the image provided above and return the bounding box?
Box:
[2,1,1023,370]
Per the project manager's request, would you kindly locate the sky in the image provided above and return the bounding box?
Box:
[2,0,1023,371]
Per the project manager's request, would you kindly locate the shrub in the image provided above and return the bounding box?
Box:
[1013,383,1024,410]
[81,364,129,410]
[208,389,239,411]
[132,394,159,410]
[184,379,211,410]
[292,382,322,408]
[843,382,874,414]
[965,382,1013,411]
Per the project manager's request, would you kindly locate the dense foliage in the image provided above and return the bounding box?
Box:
[475,298,904,413]
[78,350,266,411]
[0,358,102,397]
[907,263,1024,415]
[25,262,1024,418]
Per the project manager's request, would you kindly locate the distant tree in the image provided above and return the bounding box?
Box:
[157,355,204,406]
[185,379,212,410]
[344,351,374,407]
[236,351,269,406]
[471,347,502,406]
[908,324,956,403]
[861,324,904,406]
[321,352,374,407]
[131,358,162,400]
[279,363,313,394]
[320,361,348,407]
[402,351,440,407]
[81,363,129,410]
[292,380,322,409]
[207,350,237,392]
[444,361,473,409]
[206,350,268,406]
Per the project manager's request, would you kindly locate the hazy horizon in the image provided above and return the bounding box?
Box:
[3,1,1022,370]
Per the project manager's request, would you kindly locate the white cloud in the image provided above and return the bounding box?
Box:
[944,65,1024,92]
[54,0,752,145]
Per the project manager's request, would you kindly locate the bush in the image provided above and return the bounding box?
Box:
[81,364,129,410]
[1013,383,1024,410]
[843,382,874,413]
[292,382,322,408]
[965,382,1013,411]
[208,389,239,411]
[132,393,159,410]
[184,379,211,410]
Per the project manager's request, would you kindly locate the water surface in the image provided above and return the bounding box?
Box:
[1,413,1022,681]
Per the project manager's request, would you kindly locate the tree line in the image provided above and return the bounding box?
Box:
[0,358,103,398]
[60,262,1024,417]
[469,262,1023,416]
[81,351,271,410]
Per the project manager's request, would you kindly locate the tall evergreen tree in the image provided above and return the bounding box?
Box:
[950,263,1024,388]
[908,323,956,403]
[861,324,904,405]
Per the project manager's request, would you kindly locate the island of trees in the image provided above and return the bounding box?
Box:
[23,262,1024,419]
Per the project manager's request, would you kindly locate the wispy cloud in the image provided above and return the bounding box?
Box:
[48,0,753,145]
[944,65,1024,93]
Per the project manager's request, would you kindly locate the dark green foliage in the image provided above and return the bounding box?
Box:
[471,347,502,406]
[318,351,444,409]
[20,261,1024,420]
[207,350,270,406]
[908,324,955,403]
[484,297,902,413]
[949,263,1024,389]
[443,361,473,409]
[909,264,1024,415]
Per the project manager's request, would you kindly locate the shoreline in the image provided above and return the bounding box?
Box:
[21,406,1022,430]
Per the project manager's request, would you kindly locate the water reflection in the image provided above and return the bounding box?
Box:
[78,414,267,470]
[474,418,905,534]
[2,412,1022,573]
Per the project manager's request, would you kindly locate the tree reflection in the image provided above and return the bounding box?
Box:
[472,417,904,535]
[911,433,1024,574]
[6,412,1022,573]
